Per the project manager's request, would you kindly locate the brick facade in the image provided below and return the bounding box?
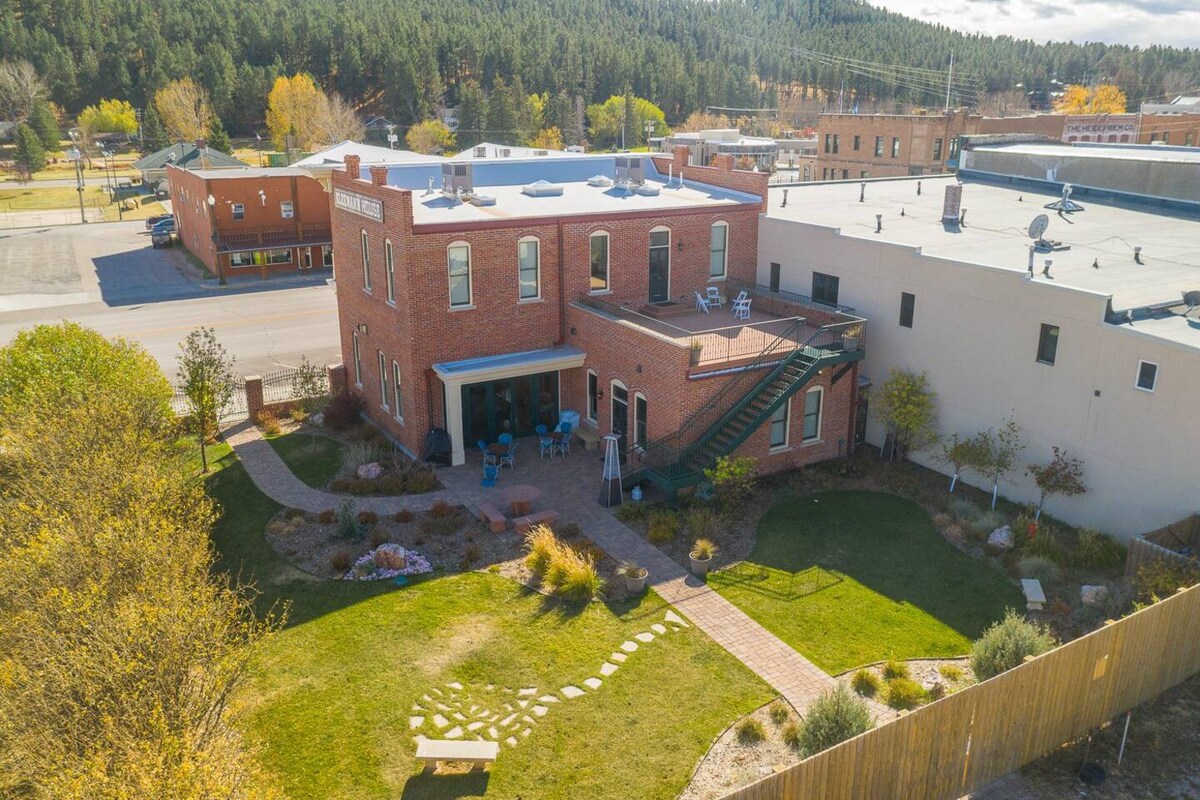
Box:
[331,151,853,478]
[814,111,979,180]
[167,165,332,281]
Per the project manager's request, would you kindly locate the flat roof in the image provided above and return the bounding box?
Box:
[293,141,445,169]
[765,175,1200,317]
[976,142,1200,165]
[184,166,315,179]
[374,154,761,225]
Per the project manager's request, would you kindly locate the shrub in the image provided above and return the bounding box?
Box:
[341,440,381,475]
[1072,529,1126,570]
[782,722,801,750]
[794,684,872,757]
[947,497,978,522]
[524,525,604,600]
[357,510,379,525]
[769,701,791,726]
[969,509,1006,536]
[394,509,414,523]
[1133,559,1200,605]
[927,681,946,701]
[850,669,882,697]
[1022,524,1067,563]
[938,664,964,683]
[736,717,766,745]
[683,505,719,538]
[462,543,482,565]
[428,500,457,518]
[404,469,440,494]
[255,410,282,436]
[368,528,390,548]
[690,538,718,560]
[284,508,306,521]
[329,548,353,573]
[615,502,648,522]
[336,499,363,540]
[970,609,1058,680]
[524,525,559,575]
[703,455,757,509]
[881,658,909,680]
[317,508,336,524]
[376,474,407,494]
[884,678,927,710]
[323,390,365,431]
[647,510,680,544]
[288,406,309,423]
[1018,555,1061,584]
[420,510,462,537]
[556,554,605,602]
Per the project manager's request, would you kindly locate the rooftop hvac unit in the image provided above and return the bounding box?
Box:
[615,155,644,185]
[442,162,473,196]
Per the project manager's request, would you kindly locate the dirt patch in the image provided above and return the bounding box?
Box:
[680,702,801,800]
[412,615,498,677]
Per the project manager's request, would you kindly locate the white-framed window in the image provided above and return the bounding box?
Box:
[1135,360,1158,392]
[769,399,790,450]
[709,221,728,279]
[391,360,403,421]
[229,251,253,268]
[231,203,244,221]
[589,231,610,292]
[518,237,540,300]
[352,331,362,387]
[360,230,371,292]
[634,392,648,447]
[803,388,823,442]
[384,239,396,304]
[265,248,292,264]
[586,370,598,423]
[377,350,389,409]
[280,200,294,219]
[322,244,334,268]
[448,241,472,307]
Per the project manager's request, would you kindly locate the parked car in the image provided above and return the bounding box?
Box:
[150,218,176,248]
[145,212,173,231]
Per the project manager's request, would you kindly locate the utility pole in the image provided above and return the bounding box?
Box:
[69,147,86,224]
[945,51,955,111]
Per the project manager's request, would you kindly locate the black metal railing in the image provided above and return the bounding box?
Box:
[726,278,859,316]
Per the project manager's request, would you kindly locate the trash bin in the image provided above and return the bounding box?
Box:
[558,410,581,432]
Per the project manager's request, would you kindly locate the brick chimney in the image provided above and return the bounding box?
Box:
[344,154,362,180]
[369,165,388,186]
[711,153,735,172]
[194,138,207,151]
[671,144,690,175]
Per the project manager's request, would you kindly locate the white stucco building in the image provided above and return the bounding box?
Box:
[758,144,1200,539]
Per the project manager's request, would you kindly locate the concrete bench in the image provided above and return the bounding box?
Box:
[477,503,507,534]
[514,509,559,534]
[573,425,601,452]
[415,738,499,772]
[1021,578,1046,612]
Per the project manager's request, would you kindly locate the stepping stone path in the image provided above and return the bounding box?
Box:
[410,611,684,753]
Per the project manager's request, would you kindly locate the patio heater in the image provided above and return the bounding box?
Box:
[598,434,623,508]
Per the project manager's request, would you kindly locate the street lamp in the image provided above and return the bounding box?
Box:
[68,146,86,224]
[207,193,226,286]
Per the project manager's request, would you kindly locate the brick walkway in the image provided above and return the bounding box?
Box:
[226,423,893,718]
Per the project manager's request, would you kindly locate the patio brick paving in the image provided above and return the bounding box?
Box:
[225,421,895,719]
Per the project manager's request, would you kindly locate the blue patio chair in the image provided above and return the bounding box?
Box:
[554,421,573,457]
[477,439,498,466]
[500,440,518,470]
[538,429,556,459]
[498,432,514,445]
[481,462,499,487]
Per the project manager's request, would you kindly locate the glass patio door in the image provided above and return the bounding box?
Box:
[461,372,560,444]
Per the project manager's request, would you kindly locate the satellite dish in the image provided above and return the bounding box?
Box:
[1028,214,1050,240]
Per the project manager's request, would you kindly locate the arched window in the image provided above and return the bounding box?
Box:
[518,236,540,300]
[447,241,472,307]
[633,392,648,447]
[589,231,610,293]
[709,221,728,279]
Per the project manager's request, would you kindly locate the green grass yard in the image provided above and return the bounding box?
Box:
[265,430,341,490]
[206,445,772,799]
[710,490,1023,674]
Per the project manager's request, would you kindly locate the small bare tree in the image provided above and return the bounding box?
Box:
[155,77,213,142]
[177,327,236,473]
[972,416,1025,510]
[0,60,49,122]
[311,92,364,147]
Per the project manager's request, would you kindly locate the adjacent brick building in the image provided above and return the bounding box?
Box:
[321,144,865,490]
[814,110,977,179]
[167,165,333,282]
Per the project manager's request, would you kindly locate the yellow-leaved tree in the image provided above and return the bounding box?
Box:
[265,73,325,150]
[1054,84,1128,114]
[155,77,213,142]
[405,119,455,154]
[528,126,565,151]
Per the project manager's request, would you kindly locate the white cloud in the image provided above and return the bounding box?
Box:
[869,0,1200,47]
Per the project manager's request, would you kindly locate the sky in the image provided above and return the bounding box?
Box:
[868,0,1200,49]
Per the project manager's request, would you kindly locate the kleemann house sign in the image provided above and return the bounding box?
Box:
[334,189,384,222]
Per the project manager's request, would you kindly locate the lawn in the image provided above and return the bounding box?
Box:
[265,429,342,489]
[0,185,110,210]
[206,445,772,800]
[709,490,1023,674]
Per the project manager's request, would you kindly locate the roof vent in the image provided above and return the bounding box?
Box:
[521,180,563,197]
[634,184,660,197]
[468,194,497,206]
[1044,183,1085,213]
[533,149,549,157]
[442,162,473,197]
[588,174,614,187]
[615,155,644,185]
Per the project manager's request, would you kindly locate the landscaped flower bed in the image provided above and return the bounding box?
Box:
[345,543,433,580]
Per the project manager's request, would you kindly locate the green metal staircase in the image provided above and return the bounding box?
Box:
[634,319,864,492]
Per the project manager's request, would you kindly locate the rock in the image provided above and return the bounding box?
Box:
[1080,585,1110,607]
[357,462,383,480]
[310,412,324,426]
[986,525,1014,552]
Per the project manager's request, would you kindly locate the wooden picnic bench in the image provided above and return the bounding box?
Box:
[415,738,499,772]
[1021,578,1046,612]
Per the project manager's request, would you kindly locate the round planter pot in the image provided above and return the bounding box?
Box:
[624,571,648,594]
[689,555,712,577]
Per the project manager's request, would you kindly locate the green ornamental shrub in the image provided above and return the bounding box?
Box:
[782,721,801,750]
[647,510,680,544]
[615,502,649,522]
[938,664,965,683]
[1133,559,1200,605]
[794,684,872,757]
[736,717,766,745]
[970,609,1058,680]
[404,469,440,494]
[703,455,758,509]
[1017,555,1060,585]
[947,497,978,522]
[1072,529,1127,570]
[970,509,1006,536]
[1022,523,1067,563]
[769,701,791,726]
[850,669,882,697]
[881,658,909,680]
[884,677,927,710]
[336,499,363,540]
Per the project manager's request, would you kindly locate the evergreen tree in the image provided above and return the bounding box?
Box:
[206,115,232,154]
[141,105,170,151]
[456,79,485,150]
[485,77,519,146]
[28,101,61,151]
[12,122,46,182]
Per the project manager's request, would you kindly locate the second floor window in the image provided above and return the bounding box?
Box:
[384,240,395,304]
[853,135,861,151]
[518,238,540,300]
[891,137,901,158]
[360,230,371,292]
[280,200,294,219]
[900,292,915,328]
[812,271,840,306]
[448,243,472,307]
[874,136,884,157]
[231,203,244,221]
[709,222,728,279]
[933,138,944,162]
[1037,324,1059,365]
[590,232,609,292]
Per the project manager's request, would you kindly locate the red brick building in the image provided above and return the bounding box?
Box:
[324,145,865,492]
[167,165,333,282]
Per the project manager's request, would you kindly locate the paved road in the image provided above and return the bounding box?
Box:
[0,222,342,376]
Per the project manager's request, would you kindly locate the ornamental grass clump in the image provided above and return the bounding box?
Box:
[736,717,766,745]
[970,609,1058,680]
[769,701,791,726]
[850,669,882,697]
[793,684,872,756]
[523,525,604,601]
[881,658,909,681]
[647,509,680,544]
[883,677,927,710]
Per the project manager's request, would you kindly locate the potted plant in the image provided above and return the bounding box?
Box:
[841,324,863,351]
[689,538,718,577]
[617,560,648,594]
[689,339,704,366]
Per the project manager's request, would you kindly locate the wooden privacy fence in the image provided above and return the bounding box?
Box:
[721,583,1200,800]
